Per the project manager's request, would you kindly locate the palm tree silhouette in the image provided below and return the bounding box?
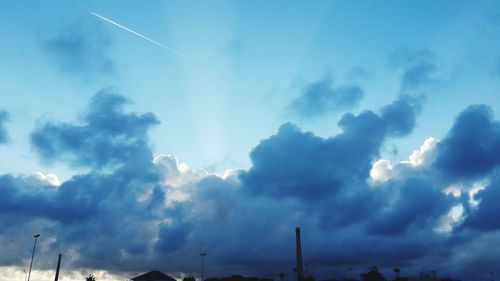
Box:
[393,268,400,280]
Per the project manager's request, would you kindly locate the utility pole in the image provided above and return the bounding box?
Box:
[27,234,40,281]
[200,253,207,281]
[54,254,62,281]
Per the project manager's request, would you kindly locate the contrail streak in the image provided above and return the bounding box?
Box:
[90,11,180,56]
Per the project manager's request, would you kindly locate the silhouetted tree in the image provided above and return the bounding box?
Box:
[361,266,386,281]
[86,274,96,281]
[393,268,400,280]
[183,277,196,281]
[279,273,285,281]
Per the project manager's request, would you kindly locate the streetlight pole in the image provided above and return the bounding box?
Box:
[27,234,40,281]
[200,253,207,281]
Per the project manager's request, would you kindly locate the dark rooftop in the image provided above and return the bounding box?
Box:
[132,271,177,281]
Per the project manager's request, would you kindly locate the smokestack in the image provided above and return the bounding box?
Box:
[54,254,62,281]
[295,227,304,281]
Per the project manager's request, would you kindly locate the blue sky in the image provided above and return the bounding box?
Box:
[1,1,500,281]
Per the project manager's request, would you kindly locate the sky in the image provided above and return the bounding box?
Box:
[1,1,500,281]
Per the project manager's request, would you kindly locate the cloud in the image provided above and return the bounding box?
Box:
[435,104,500,181]
[288,76,364,118]
[380,95,422,136]
[1,91,165,271]
[461,172,500,231]
[246,95,421,200]
[155,221,193,253]
[370,137,438,183]
[30,89,159,170]
[44,21,115,77]
[0,110,9,144]
[367,176,453,236]
[403,137,439,167]
[4,91,500,279]
[33,172,61,186]
[390,48,437,92]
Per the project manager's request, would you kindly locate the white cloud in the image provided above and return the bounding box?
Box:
[434,204,465,233]
[154,155,208,188]
[370,137,439,183]
[443,181,488,207]
[468,181,488,207]
[33,172,61,186]
[402,137,439,166]
[369,159,394,182]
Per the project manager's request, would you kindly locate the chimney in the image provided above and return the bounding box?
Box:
[54,254,62,281]
[295,227,304,281]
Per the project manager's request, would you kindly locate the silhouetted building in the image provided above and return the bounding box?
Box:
[132,271,177,281]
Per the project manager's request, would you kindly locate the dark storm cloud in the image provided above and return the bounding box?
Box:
[243,95,420,201]
[0,175,55,222]
[155,221,193,253]
[381,95,422,136]
[0,110,9,144]
[367,176,453,236]
[288,76,364,118]
[30,89,159,170]
[237,94,454,269]
[0,91,170,271]
[435,105,500,181]
[3,91,500,277]
[461,172,500,231]
[390,48,437,92]
[44,21,115,77]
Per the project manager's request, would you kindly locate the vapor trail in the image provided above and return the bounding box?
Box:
[90,11,180,56]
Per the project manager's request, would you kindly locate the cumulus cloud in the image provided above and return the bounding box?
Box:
[370,137,439,183]
[402,137,439,166]
[154,155,208,188]
[288,76,364,118]
[33,172,61,186]
[2,91,168,272]
[243,95,420,204]
[370,159,395,182]
[436,105,500,181]
[0,110,10,144]
[31,89,159,171]
[461,172,500,231]
[12,92,460,276]
[4,91,500,279]
[366,176,453,236]
[44,21,115,78]
[390,48,437,92]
